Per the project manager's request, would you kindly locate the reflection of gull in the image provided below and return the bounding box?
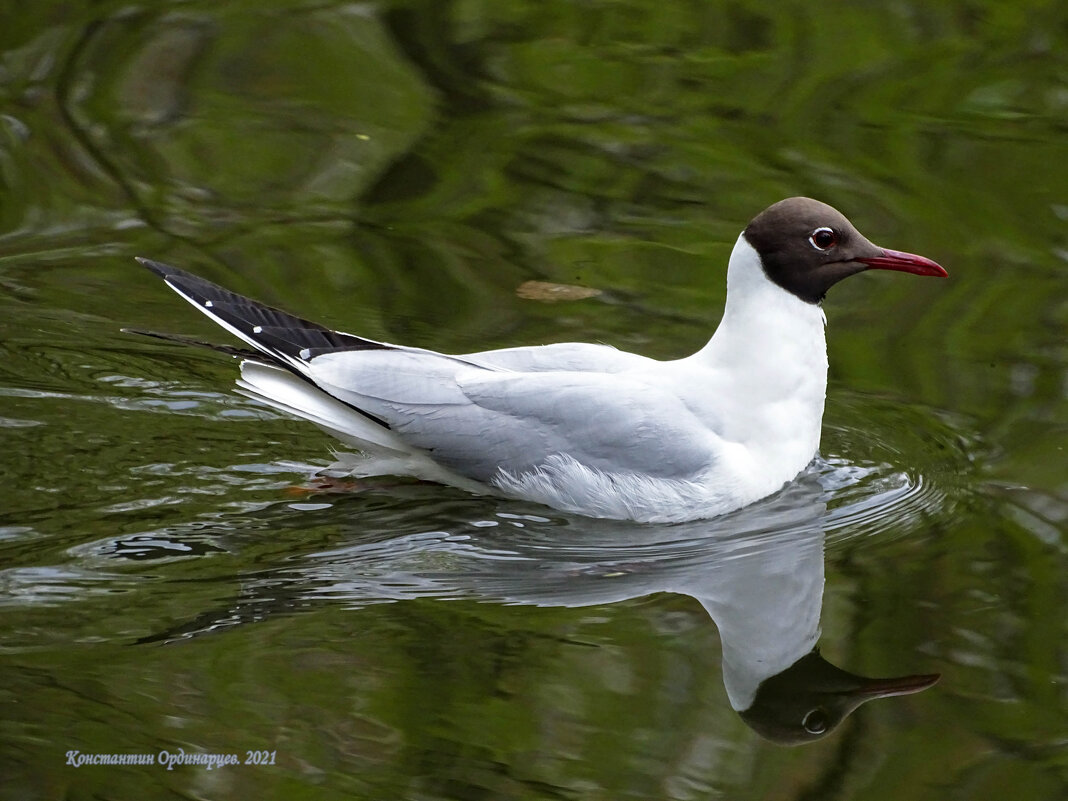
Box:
[673,516,938,745]
[138,464,938,744]
[438,475,938,744]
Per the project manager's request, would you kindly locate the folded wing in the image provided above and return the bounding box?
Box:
[307,350,715,483]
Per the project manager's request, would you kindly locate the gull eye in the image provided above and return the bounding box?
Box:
[809,227,838,251]
[802,708,829,735]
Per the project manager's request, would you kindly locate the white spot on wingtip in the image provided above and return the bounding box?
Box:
[204,300,213,307]
[299,348,311,360]
[252,325,263,334]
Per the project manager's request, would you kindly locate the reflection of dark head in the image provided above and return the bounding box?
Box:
[738,650,939,746]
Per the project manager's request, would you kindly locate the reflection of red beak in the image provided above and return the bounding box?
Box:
[858,248,948,277]
[850,672,941,700]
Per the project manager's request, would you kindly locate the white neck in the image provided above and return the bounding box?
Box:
[685,236,829,480]
[700,236,828,382]
[693,527,826,710]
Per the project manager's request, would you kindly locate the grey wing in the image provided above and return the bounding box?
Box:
[307,350,716,482]
[460,342,656,373]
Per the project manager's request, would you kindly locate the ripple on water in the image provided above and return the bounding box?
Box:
[9,390,981,637]
[196,454,950,615]
[270,399,980,609]
[0,566,139,609]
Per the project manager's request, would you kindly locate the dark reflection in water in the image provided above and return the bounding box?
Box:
[132,460,940,745]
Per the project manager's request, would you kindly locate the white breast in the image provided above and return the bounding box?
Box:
[658,236,829,506]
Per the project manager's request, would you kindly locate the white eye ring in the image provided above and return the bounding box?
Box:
[808,227,837,251]
[802,708,829,734]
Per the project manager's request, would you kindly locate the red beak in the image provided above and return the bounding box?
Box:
[857,248,947,277]
[848,672,942,700]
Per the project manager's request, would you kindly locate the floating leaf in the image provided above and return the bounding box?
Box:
[515,280,602,302]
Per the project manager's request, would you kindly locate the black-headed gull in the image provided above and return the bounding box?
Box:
[132,197,946,522]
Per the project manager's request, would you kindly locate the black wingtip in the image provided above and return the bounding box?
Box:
[136,257,398,361]
[135,256,176,280]
[122,327,262,359]
[137,257,219,290]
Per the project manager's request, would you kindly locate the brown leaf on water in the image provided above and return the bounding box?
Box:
[516,280,602,302]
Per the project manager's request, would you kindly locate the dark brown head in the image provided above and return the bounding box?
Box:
[743,197,947,304]
[738,650,941,746]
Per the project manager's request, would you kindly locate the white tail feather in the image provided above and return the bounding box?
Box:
[236,361,405,453]
[236,361,490,492]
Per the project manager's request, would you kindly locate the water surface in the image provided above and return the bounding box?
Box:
[2,1,1067,799]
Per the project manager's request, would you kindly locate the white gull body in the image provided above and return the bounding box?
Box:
[135,197,946,523]
[242,237,826,523]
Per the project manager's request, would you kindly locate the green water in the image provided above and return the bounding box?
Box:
[2,1,1066,798]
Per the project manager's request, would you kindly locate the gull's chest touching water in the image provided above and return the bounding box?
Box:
[131,197,946,522]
